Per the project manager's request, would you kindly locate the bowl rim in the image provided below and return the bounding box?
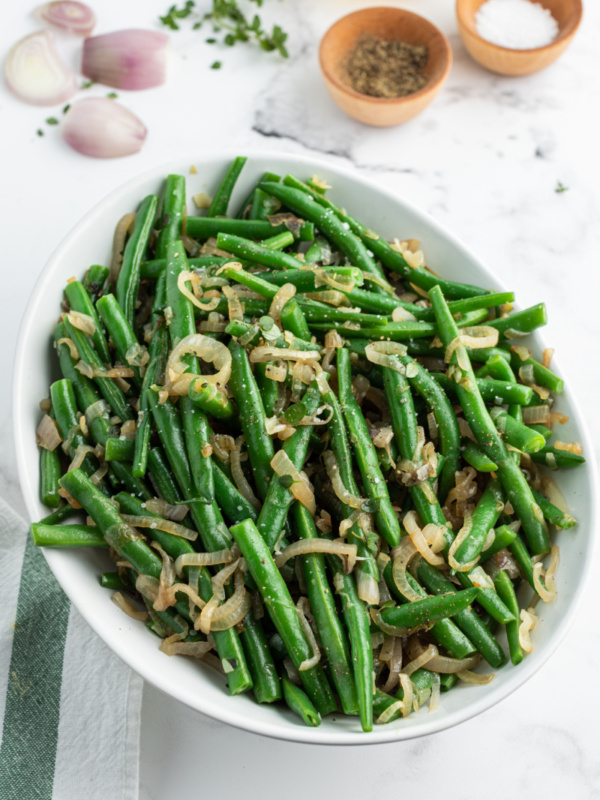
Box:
[455,0,583,56]
[319,6,452,106]
[13,149,598,745]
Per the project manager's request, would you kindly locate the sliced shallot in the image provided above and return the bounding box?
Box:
[5,30,77,106]
[36,1,96,36]
[62,98,147,158]
[82,29,169,90]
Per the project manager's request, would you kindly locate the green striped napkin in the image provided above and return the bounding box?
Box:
[0,499,142,800]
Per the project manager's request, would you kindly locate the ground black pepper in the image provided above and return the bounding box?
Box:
[344,35,429,98]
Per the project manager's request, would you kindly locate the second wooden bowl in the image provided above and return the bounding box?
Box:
[319,7,452,127]
[456,0,582,76]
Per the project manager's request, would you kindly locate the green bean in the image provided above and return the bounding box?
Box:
[39,503,80,526]
[115,193,158,327]
[147,447,182,505]
[40,445,62,508]
[453,479,505,566]
[484,353,517,383]
[454,570,515,625]
[508,349,564,393]
[230,518,336,715]
[299,303,388,327]
[256,382,322,550]
[381,561,477,659]
[323,388,380,597]
[412,292,515,322]
[31,523,107,548]
[530,446,585,469]
[486,304,547,339]
[96,293,143,386]
[337,348,401,548]
[63,317,133,424]
[310,320,436,341]
[132,275,169,477]
[146,388,230,552]
[429,285,550,556]
[108,461,152,501]
[396,354,460,504]
[528,424,552,441]
[280,298,311,341]
[379,588,480,631]
[279,174,488,299]
[255,362,278,417]
[440,674,458,692]
[282,676,321,727]
[83,264,109,302]
[293,504,358,714]
[213,461,258,524]
[180,400,215,504]
[489,408,546,453]
[100,572,128,590]
[480,525,518,562]
[60,469,162,574]
[431,372,534,406]
[186,217,314,242]
[50,378,100,478]
[382,360,450,542]
[208,156,247,216]
[165,241,222,505]
[530,488,576,529]
[188,376,237,421]
[250,186,279,222]
[462,441,498,472]
[417,561,506,668]
[217,232,310,273]
[65,281,111,364]
[325,554,373,732]
[228,340,274,500]
[507,533,540,594]
[493,571,523,665]
[373,688,403,724]
[156,174,186,257]
[104,437,135,462]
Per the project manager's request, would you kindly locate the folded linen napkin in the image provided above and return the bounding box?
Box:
[0,498,143,800]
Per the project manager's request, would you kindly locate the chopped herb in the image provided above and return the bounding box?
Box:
[555,181,568,194]
[62,104,70,114]
[107,92,118,99]
[46,117,59,125]
[36,129,44,137]
[211,60,222,69]
[159,0,288,58]
[81,80,95,89]
[159,0,195,30]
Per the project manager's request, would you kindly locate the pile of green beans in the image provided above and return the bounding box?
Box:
[32,158,583,733]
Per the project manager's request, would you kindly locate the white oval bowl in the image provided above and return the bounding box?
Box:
[14,152,597,745]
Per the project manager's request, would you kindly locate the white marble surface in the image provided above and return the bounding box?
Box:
[2,0,600,796]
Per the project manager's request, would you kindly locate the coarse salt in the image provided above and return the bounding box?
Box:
[475,0,559,50]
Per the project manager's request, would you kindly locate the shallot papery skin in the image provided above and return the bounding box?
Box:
[82,29,169,90]
[36,1,96,37]
[4,29,77,106]
[62,97,147,158]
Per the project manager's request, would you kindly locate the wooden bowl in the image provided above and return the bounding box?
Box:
[456,0,582,76]
[319,7,452,127]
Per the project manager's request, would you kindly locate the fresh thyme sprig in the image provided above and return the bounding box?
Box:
[159,0,288,59]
